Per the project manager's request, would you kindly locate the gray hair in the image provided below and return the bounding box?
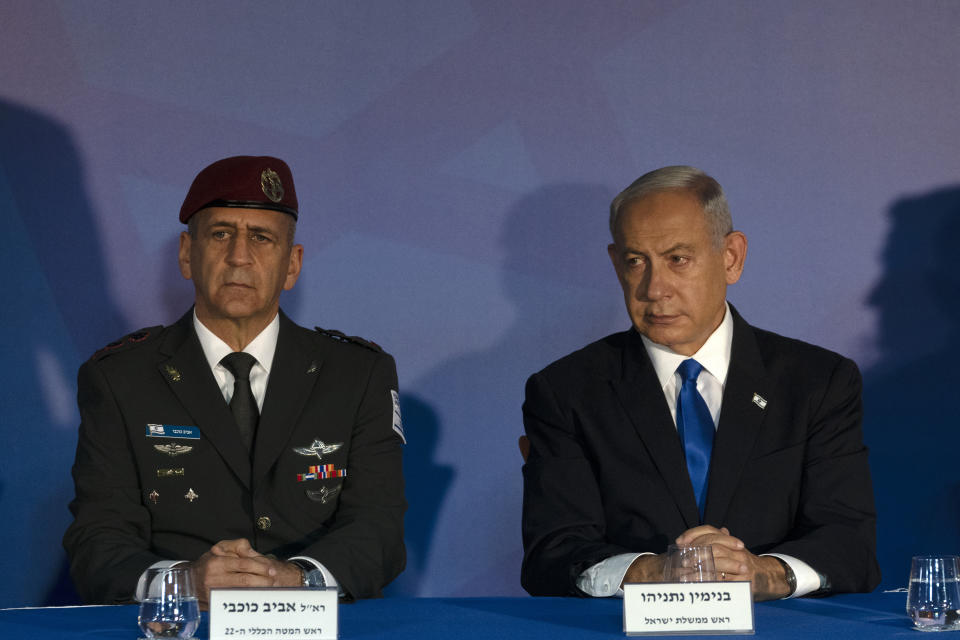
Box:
[609,165,732,247]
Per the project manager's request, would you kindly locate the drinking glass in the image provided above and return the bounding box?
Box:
[906,555,960,631]
[663,544,717,582]
[138,566,201,639]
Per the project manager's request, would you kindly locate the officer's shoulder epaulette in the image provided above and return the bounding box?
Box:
[314,326,383,353]
[91,325,164,361]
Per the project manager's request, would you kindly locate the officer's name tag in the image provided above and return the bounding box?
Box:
[623,581,754,636]
[146,424,201,440]
[210,588,338,640]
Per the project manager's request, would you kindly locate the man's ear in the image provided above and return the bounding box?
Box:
[283,244,304,291]
[178,231,192,280]
[723,231,747,285]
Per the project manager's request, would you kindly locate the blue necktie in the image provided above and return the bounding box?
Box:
[676,359,714,521]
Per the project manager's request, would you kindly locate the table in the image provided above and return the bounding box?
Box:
[0,592,918,639]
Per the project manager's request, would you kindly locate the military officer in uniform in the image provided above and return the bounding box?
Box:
[63,156,406,607]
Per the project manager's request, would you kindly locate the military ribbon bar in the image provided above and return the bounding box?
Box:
[297,464,347,482]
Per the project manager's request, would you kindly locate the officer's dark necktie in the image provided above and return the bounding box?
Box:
[221,352,259,452]
[676,358,714,521]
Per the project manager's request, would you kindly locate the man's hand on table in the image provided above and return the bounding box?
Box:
[620,526,791,601]
[188,538,304,609]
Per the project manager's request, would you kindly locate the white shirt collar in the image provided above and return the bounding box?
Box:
[193,310,280,374]
[640,302,734,390]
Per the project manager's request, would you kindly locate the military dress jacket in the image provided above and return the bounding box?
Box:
[63,310,405,603]
[520,306,879,596]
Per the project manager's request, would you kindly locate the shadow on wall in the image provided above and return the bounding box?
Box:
[396,183,622,596]
[0,100,126,355]
[0,99,125,606]
[385,395,454,595]
[864,186,960,587]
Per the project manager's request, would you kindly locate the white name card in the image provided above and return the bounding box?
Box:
[623,581,754,635]
[210,587,338,640]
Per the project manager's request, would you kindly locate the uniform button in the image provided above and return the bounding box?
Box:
[257,516,272,530]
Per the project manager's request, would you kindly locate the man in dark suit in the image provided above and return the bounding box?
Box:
[63,156,406,606]
[521,166,878,600]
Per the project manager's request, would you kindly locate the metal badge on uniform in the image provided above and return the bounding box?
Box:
[184,488,199,502]
[293,439,342,460]
[306,361,319,374]
[305,485,341,504]
[145,424,201,440]
[157,467,185,478]
[752,393,768,410]
[391,390,406,443]
[148,490,160,504]
[261,168,284,202]
[164,365,182,382]
[154,443,194,457]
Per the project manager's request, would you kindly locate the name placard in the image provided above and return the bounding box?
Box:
[623,581,754,636]
[209,587,338,640]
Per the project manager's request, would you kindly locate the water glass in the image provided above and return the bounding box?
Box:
[138,566,201,639]
[907,555,960,631]
[663,544,717,583]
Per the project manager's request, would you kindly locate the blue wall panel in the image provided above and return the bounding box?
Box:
[1,0,959,606]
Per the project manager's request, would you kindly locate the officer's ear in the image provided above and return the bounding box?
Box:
[179,231,193,281]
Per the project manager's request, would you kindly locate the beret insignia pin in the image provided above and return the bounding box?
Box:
[261,168,284,203]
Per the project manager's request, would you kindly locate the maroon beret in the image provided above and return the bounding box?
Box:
[179,155,299,223]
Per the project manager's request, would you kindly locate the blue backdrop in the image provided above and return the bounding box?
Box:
[2,0,959,607]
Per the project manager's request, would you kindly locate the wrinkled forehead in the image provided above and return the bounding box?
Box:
[192,206,295,234]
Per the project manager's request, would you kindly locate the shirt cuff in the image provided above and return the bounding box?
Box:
[763,553,820,598]
[576,552,649,597]
[135,560,187,602]
[288,556,342,596]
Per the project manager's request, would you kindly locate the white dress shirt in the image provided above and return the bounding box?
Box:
[194,312,277,412]
[136,312,338,599]
[576,304,820,598]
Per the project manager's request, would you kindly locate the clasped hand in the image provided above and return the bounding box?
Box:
[189,538,303,609]
[622,526,791,601]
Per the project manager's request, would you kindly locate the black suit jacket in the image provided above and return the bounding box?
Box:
[520,307,879,596]
[63,310,406,603]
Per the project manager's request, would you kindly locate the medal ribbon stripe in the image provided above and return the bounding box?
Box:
[296,466,347,482]
[308,464,338,474]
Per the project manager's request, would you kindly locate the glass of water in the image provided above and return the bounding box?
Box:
[907,555,960,631]
[663,544,717,582]
[138,566,201,639]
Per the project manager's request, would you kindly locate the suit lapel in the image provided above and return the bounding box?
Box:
[253,313,322,483]
[702,308,768,525]
[612,330,701,529]
[158,311,252,489]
